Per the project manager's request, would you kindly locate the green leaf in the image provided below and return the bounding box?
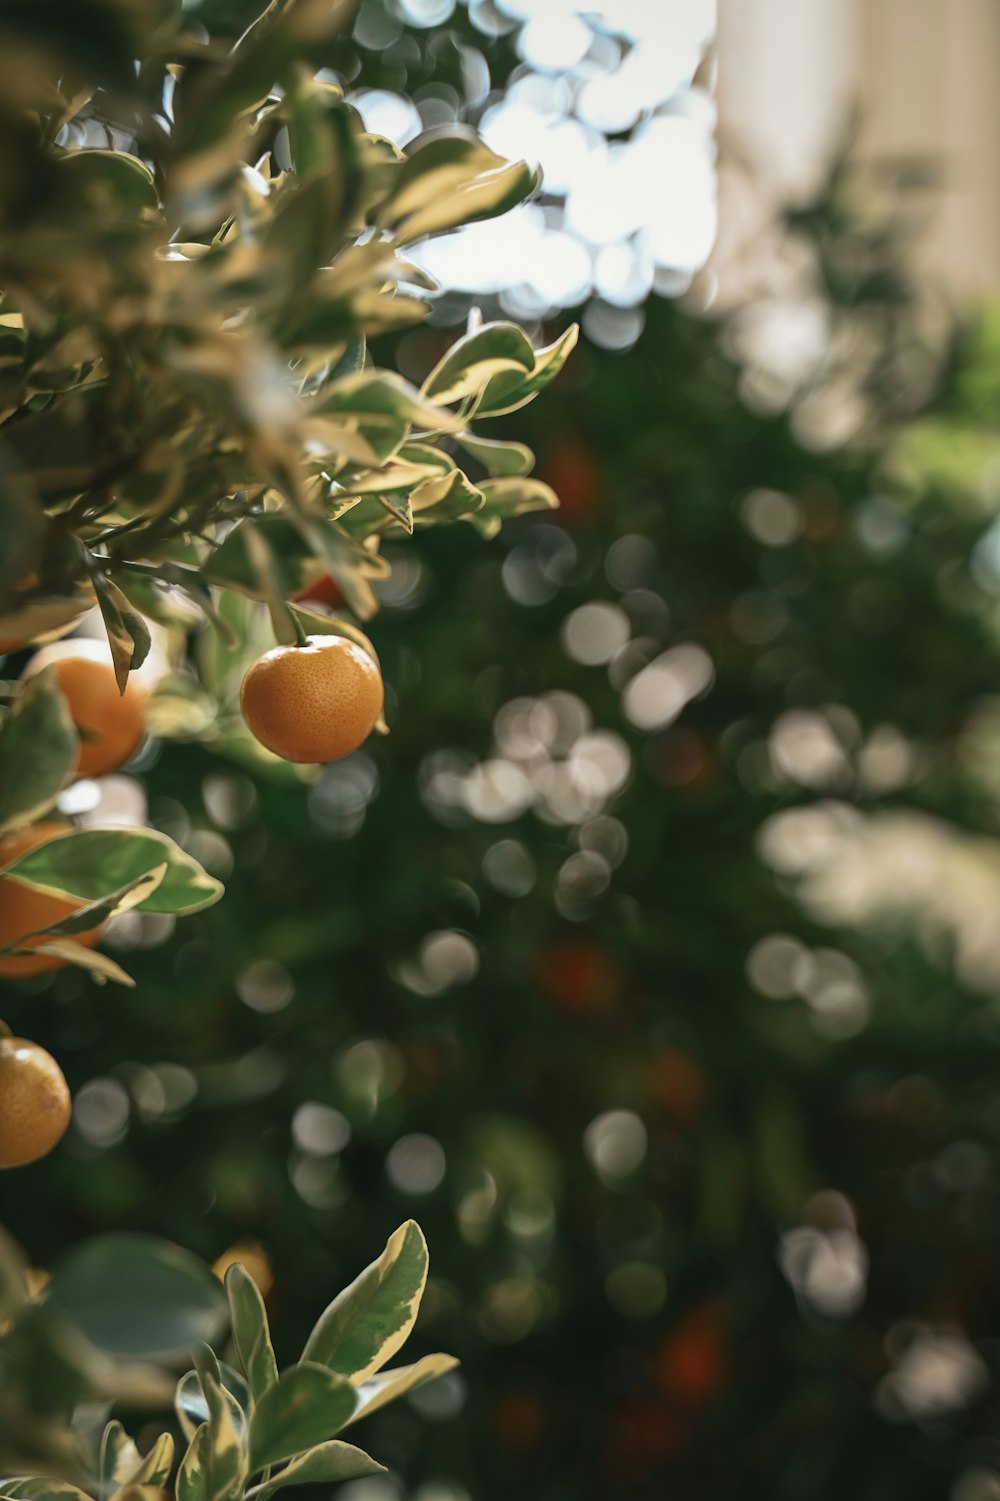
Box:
[375,492,413,533]
[248,1365,358,1473]
[92,571,152,693]
[312,371,461,462]
[248,1440,385,1501]
[0,595,89,653]
[203,517,302,602]
[422,322,536,405]
[0,826,224,916]
[116,1432,175,1493]
[176,1363,250,1444]
[467,477,560,539]
[226,1263,279,1403]
[5,864,167,944]
[45,1234,228,1361]
[410,469,484,525]
[289,514,386,621]
[0,1484,92,1501]
[0,667,77,835]
[0,396,102,504]
[177,1424,211,1501]
[169,0,355,208]
[348,1353,460,1423]
[100,1420,141,1496]
[377,133,539,243]
[301,1221,429,1383]
[393,160,540,246]
[456,433,535,477]
[476,325,580,417]
[55,150,159,223]
[192,1345,247,1501]
[376,133,508,226]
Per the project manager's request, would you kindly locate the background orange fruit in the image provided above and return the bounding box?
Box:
[292,572,345,611]
[23,639,146,779]
[0,822,101,978]
[240,635,383,763]
[0,1036,72,1168]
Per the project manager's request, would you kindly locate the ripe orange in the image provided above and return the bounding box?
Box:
[23,640,146,780]
[0,1036,72,1168]
[0,822,101,978]
[240,635,383,764]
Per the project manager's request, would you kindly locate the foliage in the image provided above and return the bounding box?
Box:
[0,0,573,983]
[0,1218,450,1498]
[9,220,1000,1501]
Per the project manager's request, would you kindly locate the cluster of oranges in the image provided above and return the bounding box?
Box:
[0,586,384,1170]
[0,637,148,1168]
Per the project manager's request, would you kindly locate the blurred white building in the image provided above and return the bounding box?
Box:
[715,0,1000,305]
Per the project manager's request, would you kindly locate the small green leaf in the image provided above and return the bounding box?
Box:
[100,1421,141,1496]
[45,1234,228,1361]
[375,492,413,532]
[313,371,460,450]
[377,132,539,243]
[0,668,77,835]
[456,433,535,477]
[392,160,540,246]
[301,1221,428,1383]
[376,133,509,227]
[476,324,579,417]
[117,1432,175,1493]
[249,1440,385,1501]
[422,322,535,406]
[226,1264,279,1403]
[248,1365,358,1473]
[0,826,223,916]
[176,1364,250,1444]
[55,150,159,222]
[92,572,152,693]
[410,470,483,525]
[192,1346,247,1501]
[348,1353,460,1423]
[177,1424,211,1501]
[204,518,303,601]
[0,595,88,653]
[467,477,560,539]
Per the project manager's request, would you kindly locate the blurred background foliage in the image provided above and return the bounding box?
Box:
[8,2,1000,1500]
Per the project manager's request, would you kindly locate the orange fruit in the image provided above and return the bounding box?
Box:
[0,1036,72,1168]
[23,640,146,780]
[0,822,101,978]
[240,635,383,764]
[536,941,622,1015]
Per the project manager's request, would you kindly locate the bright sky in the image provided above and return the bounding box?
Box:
[350,0,718,346]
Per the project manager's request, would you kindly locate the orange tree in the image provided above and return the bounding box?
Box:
[0,0,574,1490]
[16,214,1000,1501]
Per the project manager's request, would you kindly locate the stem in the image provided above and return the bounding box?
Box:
[287,605,309,648]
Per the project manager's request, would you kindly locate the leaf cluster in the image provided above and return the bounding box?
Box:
[0,0,573,670]
[0,1219,450,1501]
